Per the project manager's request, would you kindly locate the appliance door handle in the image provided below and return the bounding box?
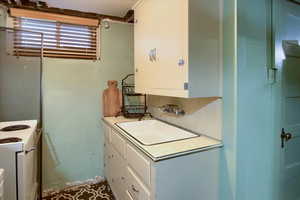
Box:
[25,146,36,154]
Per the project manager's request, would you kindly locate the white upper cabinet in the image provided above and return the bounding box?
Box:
[133,0,223,98]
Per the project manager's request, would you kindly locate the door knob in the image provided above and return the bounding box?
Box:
[281,128,293,148]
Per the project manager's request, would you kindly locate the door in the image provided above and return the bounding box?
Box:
[107,145,126,200]
[281,59,300,200]
[151,0,188,91]
[274,0,300,199]
[0,146,19,200]
[134,0,157,93]
[17,151,38,200]
[134,0,188,93]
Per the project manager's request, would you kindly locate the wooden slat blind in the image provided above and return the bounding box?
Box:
[13,17,99,60]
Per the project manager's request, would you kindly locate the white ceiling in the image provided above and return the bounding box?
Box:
[43,0,139,17]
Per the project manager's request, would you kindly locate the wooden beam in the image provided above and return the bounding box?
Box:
[1,1,133,23]
[124,9,134,23]
[5,4,125,22]
[10,8,100,26]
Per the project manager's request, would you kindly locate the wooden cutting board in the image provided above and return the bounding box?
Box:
[102,80,122,117]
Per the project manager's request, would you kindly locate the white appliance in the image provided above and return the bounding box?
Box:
[0,120,39,200]
[0,169,4,200]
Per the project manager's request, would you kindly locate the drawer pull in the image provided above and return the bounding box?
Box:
[121,176,125,180]
[131,185,139,193]
[25,146,36,154]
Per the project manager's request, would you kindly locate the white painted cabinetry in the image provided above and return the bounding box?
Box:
[103,122,220,200]
[133,0,223,98]
[0,169,4,200]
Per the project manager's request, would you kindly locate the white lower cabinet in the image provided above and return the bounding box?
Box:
[0,169,4,200]
[105,138,127,200]
[103,122,220,200]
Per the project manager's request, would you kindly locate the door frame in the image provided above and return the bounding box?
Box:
[271,0,284,198]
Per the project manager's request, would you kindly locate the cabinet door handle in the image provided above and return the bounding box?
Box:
[131,185,139,193]
[149,51,153,62]
[149,48,157,62]
[25,146,36,154]
[178,59,185,66]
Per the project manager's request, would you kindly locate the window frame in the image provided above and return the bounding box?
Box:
[13,17,100,60]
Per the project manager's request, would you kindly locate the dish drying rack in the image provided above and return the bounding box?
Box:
[121,74,148,118]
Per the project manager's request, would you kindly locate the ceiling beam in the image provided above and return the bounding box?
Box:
[0,0,132,22]
[124,9,134,23]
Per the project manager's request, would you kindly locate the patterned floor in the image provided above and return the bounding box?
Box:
[43,181,115,200]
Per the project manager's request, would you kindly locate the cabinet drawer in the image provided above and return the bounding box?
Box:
[127,167,150,200]
[0,180,3,198]
[111,147,127,199]
[111,129,126,158]
[107,145,127,199]
[125,190,134,200]
[127,144,151,186]
[104,142,110,179]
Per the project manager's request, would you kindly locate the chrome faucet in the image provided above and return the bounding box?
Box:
[158,104,185,116]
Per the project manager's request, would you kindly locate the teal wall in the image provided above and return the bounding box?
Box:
[0,27,41,121]
[220,0,238,199]
[221,0,276,199]
[236,0,274,199]
[42,23,134,190]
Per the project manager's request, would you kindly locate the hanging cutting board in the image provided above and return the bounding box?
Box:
[102,80,122,117]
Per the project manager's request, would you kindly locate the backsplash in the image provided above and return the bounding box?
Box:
[147,96,222,140]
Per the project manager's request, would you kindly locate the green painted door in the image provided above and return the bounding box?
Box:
[275,0,300,199]
[281,58,300,200]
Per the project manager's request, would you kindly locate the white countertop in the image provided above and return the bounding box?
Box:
[0,120,38,148]
[103,116,223,161]
[116,120,199,145]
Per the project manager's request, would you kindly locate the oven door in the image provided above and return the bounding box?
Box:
[17,144,38,200]
[0,144,20,200]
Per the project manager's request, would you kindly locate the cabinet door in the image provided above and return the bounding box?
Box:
[151,0,189,91]
[134,0,189,94]
[104,143,112,182]
[104,139,110,180]
[110,146,127,199]
[134,0,154,93]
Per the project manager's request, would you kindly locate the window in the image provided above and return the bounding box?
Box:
[14,17,99,60]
